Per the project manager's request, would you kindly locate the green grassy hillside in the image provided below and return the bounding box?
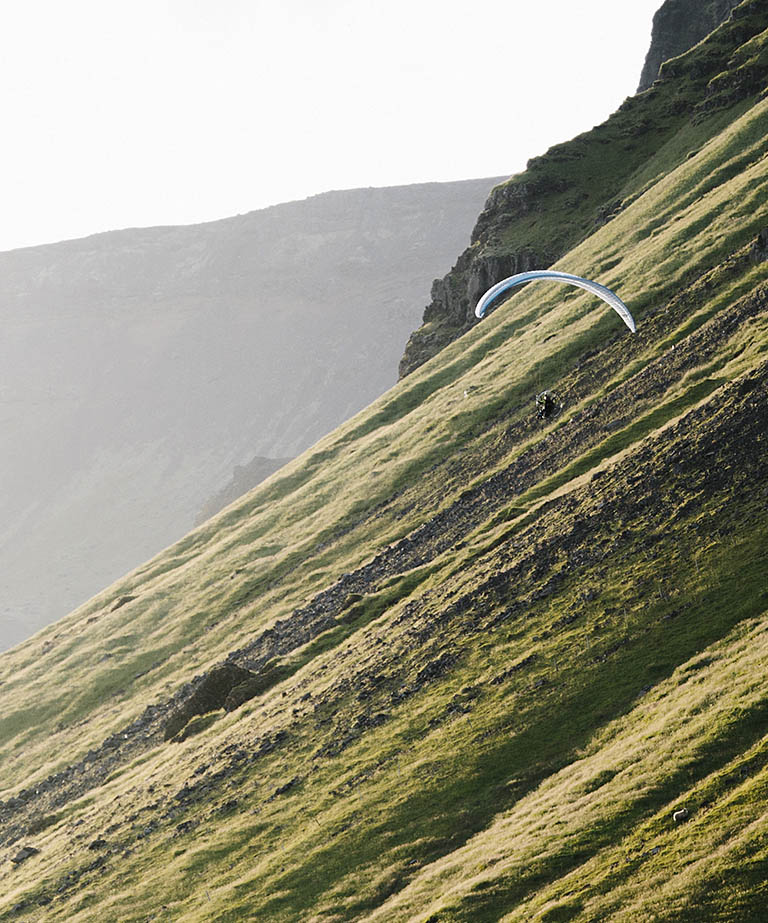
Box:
[1,3,767,920]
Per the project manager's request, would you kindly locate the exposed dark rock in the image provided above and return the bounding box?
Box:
[491,654,539,686]
[750,228,768,264]
[163,664,256,741]
[223,664,292,711]
[269,777,301,801]
[415,653,457,687]
[595,199,624,227]
[637,0,741,92]
[471,177,571,245]
[25,814,58,836]
[10,845,39,864]
[169,712,221,743]
[400,247,541,376]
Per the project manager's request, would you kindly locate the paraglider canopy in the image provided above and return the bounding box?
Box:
[475,270,636,333]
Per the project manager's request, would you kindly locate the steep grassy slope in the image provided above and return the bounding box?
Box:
[1,5,767,921]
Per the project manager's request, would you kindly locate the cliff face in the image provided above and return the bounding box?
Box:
[0,178,502,651]
[637,0,742,92]
[398,0,756,379]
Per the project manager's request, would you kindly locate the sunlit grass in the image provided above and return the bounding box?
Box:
[1,9,768,921]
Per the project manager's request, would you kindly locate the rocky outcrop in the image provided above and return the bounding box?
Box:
[398,247,540,376]
[637,0,741,92]
[10,846,39,865]
[400,176,566,373]
[398,1,764,379]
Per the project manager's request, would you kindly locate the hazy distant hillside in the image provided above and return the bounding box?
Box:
[194,456,292,524]
[0,178,503,650]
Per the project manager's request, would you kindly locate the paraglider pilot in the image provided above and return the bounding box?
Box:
[536,390,556,420]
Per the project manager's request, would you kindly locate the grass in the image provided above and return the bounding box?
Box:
[5,353,767,920]
[1,6,768,920]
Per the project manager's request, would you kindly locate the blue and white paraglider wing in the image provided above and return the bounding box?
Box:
[474,270,636,333]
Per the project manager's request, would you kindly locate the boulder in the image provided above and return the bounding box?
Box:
[163,664,255,740]
[11,846,39,864]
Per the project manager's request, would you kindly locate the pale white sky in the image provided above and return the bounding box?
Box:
[1,0,663,253]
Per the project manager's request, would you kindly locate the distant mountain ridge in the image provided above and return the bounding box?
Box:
[0,177,503,650]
